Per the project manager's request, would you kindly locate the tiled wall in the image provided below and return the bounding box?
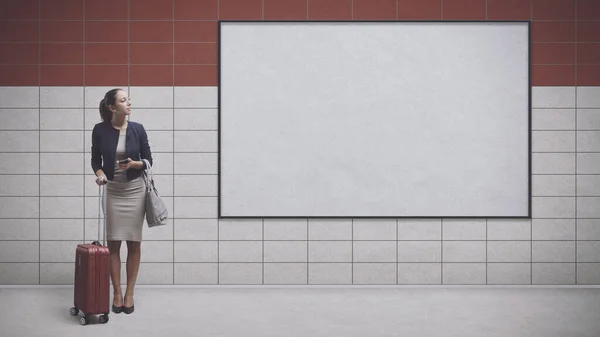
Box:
[0,0,599,285]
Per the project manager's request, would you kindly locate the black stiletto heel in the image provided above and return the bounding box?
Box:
[122,304,134,314]
[112,304,123,313]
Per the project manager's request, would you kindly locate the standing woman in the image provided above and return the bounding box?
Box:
[91,88,152,315]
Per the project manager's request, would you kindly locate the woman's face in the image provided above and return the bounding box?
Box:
[111,90,132,117]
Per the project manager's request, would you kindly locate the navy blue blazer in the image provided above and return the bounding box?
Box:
[91,120,153,181]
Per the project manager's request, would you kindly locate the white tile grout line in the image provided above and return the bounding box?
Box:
[38,0,41,285]
[82,0,86,247]
[217,0,220,285]
[173,0,176,285]
[574,0,578,285]
[530,0,533,286]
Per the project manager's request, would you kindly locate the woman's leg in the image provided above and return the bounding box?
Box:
[108,240,123,307]
[124,240,141,308]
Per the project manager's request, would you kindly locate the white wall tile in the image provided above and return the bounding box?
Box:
[219,263,262,284]
[40,219,83,241]
[577,263,600,285]
[263,219,307,240]
[129,87,173,108]
[308,263,351,284]
[352,219,396,240]
[146,130,174,152]
[218,219,262,240]
[85,86,121,108]
[84,109,102,130]
[532,131,575,152]
[264,263,307,284]
[486,219,531,240]
[40,87,83,108]
[308,219,352,240]
[138,241,173,263]
[152,174,173,197]
[443,263,486,284]
[41,131,84,152]
[533,153,575,174]
[174,131,217,152]
[174,109,217,130]
[487,263,531,285]
[398,241,441,262]
[487,241,530,262]
[577,175,600,196]
[442,242,486,262]
[577,241,600,262]
[353,241,396,262]
[532,263,575,284]
[0,131,39,151]
[219,241,262,262]
[264,241,307,262]
[397,219,441,240]
[353,263,396,284]
[174,153,217,174]
[40,263,73,285]
[532,175,575,196]
[148,153,174,175]
[174,87,217,108]
[40,197,83,218]
[0,153,39,174]
[532,109,575,130]
[532,87,576,108]
[397,263,441,284]
[577,131,600,151]
[0,197,39,218]
[41,153,83,174]
[40,241,78,262]
[0,241,39,262]
[40,109,83,130]
[442,219,486,240]
[577,87,600,108]
[174,197,217,218]
[174,241,217,262]
[174,219,218,240]
[308,241,352,262]
[175,175,217,196]
[532,197,576,218]
[130,109,173,130]
[532,219,575,240]
[0,219,39,240]
[141,219,173,240]
[129,263,173,285]
[0,175,38,196]
[0,109,38,130]
[578,197,600,218]
[577,109,600,130]
[85,174,106,197]
[578,153,600,174]
[0,87,39,108]
[0,263,39,284]
[578,219,600,240]
[174,263,218,284]
[532,241,575,262]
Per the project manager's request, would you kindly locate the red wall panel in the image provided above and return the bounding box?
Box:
[0,0,598,86]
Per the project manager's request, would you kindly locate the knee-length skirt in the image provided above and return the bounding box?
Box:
[105,176,146,242]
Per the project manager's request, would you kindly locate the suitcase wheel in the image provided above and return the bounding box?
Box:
[69,307,79,316]
[79,316,89,326]
[99,314,109,324]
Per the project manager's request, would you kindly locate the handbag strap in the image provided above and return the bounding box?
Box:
[141,159,153,181]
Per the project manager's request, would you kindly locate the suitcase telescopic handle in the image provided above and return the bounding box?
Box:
[93,185,106,246]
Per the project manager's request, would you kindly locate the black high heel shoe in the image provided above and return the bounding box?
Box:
[122,303,134,314]
[112,304,123,314]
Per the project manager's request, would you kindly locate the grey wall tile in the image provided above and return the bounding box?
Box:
[40,109,83,130]
[487,263,531,285]
[577,131,600,152]
[532,131,575,152]
[40,87,83,108]
[129,87,173,108]
[41,197,83,218]
[174,109,217,130]
[577,87,600,108]
[532,109,575,130]
[442,219,486,240]
[129,263,173,285]
[0,263,39,284]
[174,263,218,284]
[0,219,39,240]
[578,153,600,174]
[40,131,83,152]
[532,219,576,240]
[308,219,352,240]
[40,175,83,196]
[397,263,441,284]
[174,241,217,262]
[532,263,575,284]
[264,241,307,262]
[578,219,600,240]
[487,241,531,262]
[443,263,486,284]
[0,109,39,130]
[353,241,396,262]
[41,153,83,174]
[218,219,262,240]
[175,175,217,196]
[219,241,262,262]
[40,241,78,262]
[174,153,217,174]
[577,263,600,285]
[0,131,39,152]
[532,241,575,262]
[578,197,600,218]
[397,219,441,240]
[308,241,352,262]
[40,263,73,285]
[532,175,575,196]
[577,241,600,262]
[0,241,39,262]
[84,86,118,108]
[0,87,39,108]
[532,153,575,174]
[0,153,39,174]
[486,219,531,240]
[578,175,600,196]
[0,197,39,218]
[174,87,217,108]
[174,131,217,152]
[532,87,575,108]
[532,197,575,218]
[577,109,600,130]
[308,263,351,284]
[146,131,174,152]
[398,241,441,262]
[353,219,396,240]
[0,175,39,196]
[40,219,83,241]
[130,109,173,130]
[264,219,307,240]
[174,219,218,240]
[353,263,396,284]
[174,197,216,218]
[264,263,307,284]
[219,263,262,284]
[443,241,486,262]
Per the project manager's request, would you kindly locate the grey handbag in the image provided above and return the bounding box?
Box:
[141,159,168,227]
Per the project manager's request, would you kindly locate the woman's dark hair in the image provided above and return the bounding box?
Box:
[99,88,123,122]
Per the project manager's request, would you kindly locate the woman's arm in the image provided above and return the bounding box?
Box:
[139,124,153,169]
[91,125,103,175]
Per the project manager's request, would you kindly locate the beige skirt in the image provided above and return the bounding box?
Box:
[105,176,146,242]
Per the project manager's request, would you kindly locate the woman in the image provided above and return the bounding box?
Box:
[91,88,152,315]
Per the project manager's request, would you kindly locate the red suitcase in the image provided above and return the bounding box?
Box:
[70,185,110,325]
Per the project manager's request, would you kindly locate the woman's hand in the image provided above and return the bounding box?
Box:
[117,158,143,171]
[95,175,107,186]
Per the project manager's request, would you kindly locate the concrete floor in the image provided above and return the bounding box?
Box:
[1,286,600,337]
